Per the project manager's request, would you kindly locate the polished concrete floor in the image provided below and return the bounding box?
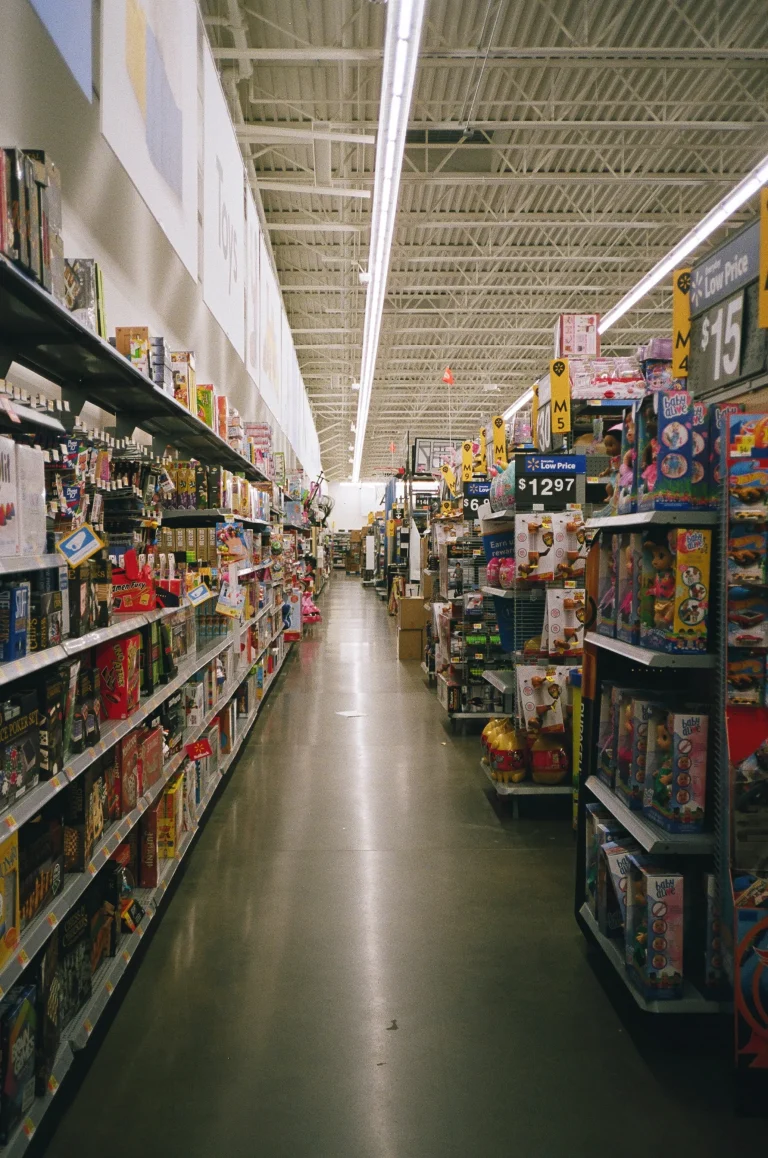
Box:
[46,577,762,1157]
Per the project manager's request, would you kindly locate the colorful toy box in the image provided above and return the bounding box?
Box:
[709,402,744,493]
[639,527,711,654]
[615,697,665,812]
[643,709,708,833]
[636,389,694,511]
[728,590,768,649]
[728,529,766,586]
[96,633,141,719]
[57,898,91,1027]
[597,840,640,937]
[0,833,19,971]
[626,859,684,1000]
[595,533,616,638]
[33,935,59,1097]
[585,805,624,915]
[690,402,714,508]
[729,456,768,522]
[616,405,637,515]
[0,984,36,1144]
[158,774,185,858]
[597,682,620,788]
[616,532,641,645]
[727,653,764,706]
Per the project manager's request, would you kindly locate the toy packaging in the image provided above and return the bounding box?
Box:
[597,840,640,937]
[33,935,59,1097]
[0,436,19,557]
[550,511,587,581]
[58,899,91,1028]
[626,858,684,999]
[139,801,161,889]
[63,764,106,873]
[690,402,714,508]
[595,534,616,637]
[643,709,708,833]
[597,682,620,788]
[729,456,768,522]
[87,871,119,976]
[636,389,694,511]
[727,653,764,705]
[704,871,723,989]
[18,803,63,931]
[96,633,141,719]
[0,584,29,664]
[616,405,637,515]
[0,690,39,808]
[516,665,565,734]
[137,725,163,793]
[709,402,744,493]
[0,832,19,970]
[38,668,65,779]
[0,984,36,1144]
[728,590,768,649]
[585,805,624,914]
[514,514,554,583]
[616,532,641,645]
[616,697,665,812]
[545,588,585,658]
[14,444,46,557]
[639,528,711,654]
[158,774,185,858]
[728,529,766,585]
[728,411,768,458]
[117,730,139,815]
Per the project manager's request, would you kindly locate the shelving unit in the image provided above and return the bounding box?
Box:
[585,631,716,669]
[585,776,715,855]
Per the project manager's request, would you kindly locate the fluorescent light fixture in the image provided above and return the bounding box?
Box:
[351,0,427,483]
[503,388,534,421]
[600,150,768,334]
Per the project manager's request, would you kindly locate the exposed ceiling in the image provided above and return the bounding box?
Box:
[203,0,768,479]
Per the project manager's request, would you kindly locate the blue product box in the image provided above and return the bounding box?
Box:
[691,402,714,508]
[636,390,694,511]
[0,584,29,663]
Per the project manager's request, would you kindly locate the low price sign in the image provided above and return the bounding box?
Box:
[514,455,585,508]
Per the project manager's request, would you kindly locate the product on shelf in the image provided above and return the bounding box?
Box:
[63,761,106,873]
[57,898,91,1028]
[33,935,59,1097]
[0,689,39,806]
[727,653,764,706]
[63,259,106,336]
[615,697,665,812]
[636,389,695,511]
[616,532,641,645]
[728,528,766,585]
[0,436,19,558]
[626,859,684,1000]
[545,588,585,657]
[514,514,554,583]
[18,801,63,931]
[87,869,120,975]
[597,840,640,937]
[96,633,141,719]
[616,407,637,515]
[138,800,160,889]
[0,983,37,1144]
[643,709,708,833]
[595,534,616,637]
[158,773,185,858]
[639,528,711,654]
[517,666,565,734]
[0,583,29,662]
[585,804,625,916]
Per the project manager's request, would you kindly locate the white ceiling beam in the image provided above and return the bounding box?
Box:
[263,172,743,190]
[268,222,363,232]
[258,181,371,199]
[249,119,765,134]
[280,281,661,292]
[237,125,375,145]
[214,46,768,63]
[268,214,747,230]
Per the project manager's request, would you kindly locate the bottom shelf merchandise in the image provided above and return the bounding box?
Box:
[0,641,293,1157]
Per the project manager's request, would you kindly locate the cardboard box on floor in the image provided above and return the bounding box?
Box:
[397,628,424,661]
[398,597,426,631]
[422,572,435,602]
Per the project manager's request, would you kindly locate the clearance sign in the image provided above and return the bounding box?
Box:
[549,358,571,435]
[672,267,692,376]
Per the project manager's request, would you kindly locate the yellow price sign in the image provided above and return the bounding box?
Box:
[672,267,692,376]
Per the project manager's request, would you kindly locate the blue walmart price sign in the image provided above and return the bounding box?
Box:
[514,455,585,509]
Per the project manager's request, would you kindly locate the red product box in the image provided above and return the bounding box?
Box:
[110,828,138,881]
[117,730,139,813]
[138,801,161,888]
[96,633,141,719]
[111,572,156,613]
[138,725,163,792]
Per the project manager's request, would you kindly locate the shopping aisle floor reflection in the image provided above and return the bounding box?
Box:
[46,578,762,1158]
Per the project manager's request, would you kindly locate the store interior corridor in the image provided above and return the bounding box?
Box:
[44,578,761,1158]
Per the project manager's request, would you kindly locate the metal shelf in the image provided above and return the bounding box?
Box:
[585,631,715,668]
[0,255,270,480]
[586,510,718,530]
[160,509,269,528]
[0,553,61,575]
[578,904,722,1014]
[482,586,544,601]
[481,670,516,693]
[481,760,570,797]
[585,776,714,855]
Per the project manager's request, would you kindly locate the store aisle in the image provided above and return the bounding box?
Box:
[47,579,759,1158]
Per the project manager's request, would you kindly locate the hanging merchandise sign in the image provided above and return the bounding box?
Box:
[185,736,213,761]
[202,45,245,358]
[101,0,198,277]
[514,455,585,508]
[671,267,692,377]
[462,480,491,522]
[760,188,768,330]
[690,220,759,316]
[549,359,571,435]
[461,440,473,482]
[186,583,211,606]
[439,463,457,496]
[692,289,745,392]
[55,524,105,567]
[491,416,507,469]
[245,187,261,382]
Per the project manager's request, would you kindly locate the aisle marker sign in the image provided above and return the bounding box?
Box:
[672,267,692,376]
[492,416,507,468]
[760,188,768,329]
[549,359,571,435]
[461,440,473,482]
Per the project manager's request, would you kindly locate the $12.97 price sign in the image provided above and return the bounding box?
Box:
[514,455,584,509]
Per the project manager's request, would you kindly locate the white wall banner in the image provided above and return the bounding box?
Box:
[245,186,260,383]
[30,0,93,100]
[101,0,198,276]
[202,43,245,359]
[258,231,282,420]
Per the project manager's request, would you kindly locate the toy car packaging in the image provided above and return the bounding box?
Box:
[728,411,768,458]
[728,529,767,586]
[636,389,694,511]
[727,653,764,706]
[729,457,768,522]
[728,591,768,649]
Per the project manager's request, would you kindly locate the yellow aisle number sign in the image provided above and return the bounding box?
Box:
[492,416,507,468]
[549,359,571,435]
[439,462,457,495]
[760,189,768,329]
[461,440,473,482]
[477,429,487,474]
[672,267,692,375]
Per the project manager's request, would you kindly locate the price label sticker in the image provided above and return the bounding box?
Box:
[22,1117,35,1139]
[105,980,114,995]
[122,950,130,964]
[87,862,97,876]
[2,815,17,833]
[47,1075,59,1095]
[46,912,59,929]
[16,948,29,967]
[83,1019,93,1037]
[50,776,62,789]
[187,583,211,606]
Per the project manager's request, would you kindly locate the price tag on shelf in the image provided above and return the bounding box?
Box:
[2,815,17,834]
[87,862,97,876]
[50,775,62,790]
[187,583,211,607]
[122,950,130,964]
[46,912,58,929]
[105,980,114,996]
[22,1117,35,1139]
[47,1075,59,1095]
[83,1019,93,1037]
[16,948,29,968]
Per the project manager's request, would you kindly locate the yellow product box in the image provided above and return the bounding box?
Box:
[195,383,215,429]
[0,831,19,968]
[158,775,185,858]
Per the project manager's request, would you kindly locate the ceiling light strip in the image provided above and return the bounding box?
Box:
[351,0,427,482]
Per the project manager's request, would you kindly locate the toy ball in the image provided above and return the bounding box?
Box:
[486,557,501,586]
[499,558,516,589]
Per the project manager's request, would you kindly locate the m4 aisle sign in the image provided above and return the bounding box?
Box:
[672,267,691,377]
